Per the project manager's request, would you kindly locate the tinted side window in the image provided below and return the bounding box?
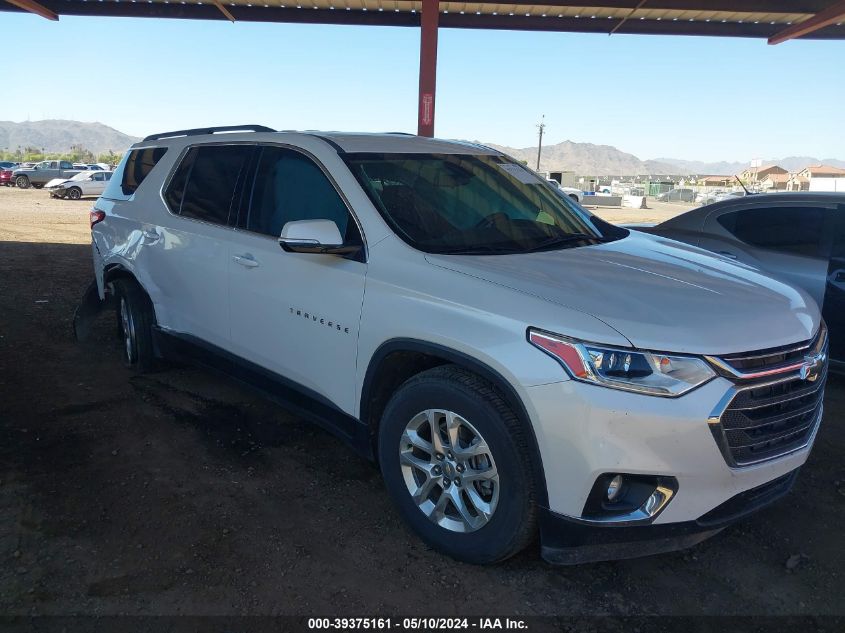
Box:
[177,145,251,226]
[247,147,357,241]
[718,207,826,257]
[60,161,73,169]
[122,147,167,196]
[164,147,198,215]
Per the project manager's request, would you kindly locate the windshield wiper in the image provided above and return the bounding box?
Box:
[525,233,610,252]
[438,244,523,255]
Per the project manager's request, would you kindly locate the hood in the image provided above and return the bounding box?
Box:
[425,232,818,355]
[44,178,70,188]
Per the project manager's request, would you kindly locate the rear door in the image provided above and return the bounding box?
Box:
[700,202,835,307]
[142,143,254,349]
[824,205,845,362]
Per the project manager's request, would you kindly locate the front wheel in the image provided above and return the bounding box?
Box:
[15,176,29,189]
[67,187,82,200]
[378,365,536,564]
[112,278,156,373]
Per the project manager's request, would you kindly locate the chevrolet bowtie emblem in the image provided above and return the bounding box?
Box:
[799,353,825,382]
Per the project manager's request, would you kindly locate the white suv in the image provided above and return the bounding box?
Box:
[81,126,828,565]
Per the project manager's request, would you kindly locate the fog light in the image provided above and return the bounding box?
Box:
[606,475,624,502]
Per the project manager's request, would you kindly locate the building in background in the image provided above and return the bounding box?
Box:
[791,165,845,192]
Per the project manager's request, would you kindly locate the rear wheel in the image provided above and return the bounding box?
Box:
[67,187,82,200]
[112,278,156,373]
[15,175,29,189]
[378,365,536,564]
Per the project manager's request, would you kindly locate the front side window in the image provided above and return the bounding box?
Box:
[717,207,826,257]
[246,146,359,242]
[60,161,72,169]
[343,153,621,254]
[165,144,252,226]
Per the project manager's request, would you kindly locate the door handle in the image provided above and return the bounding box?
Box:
[233,254,260,268]
[718,251,738,260]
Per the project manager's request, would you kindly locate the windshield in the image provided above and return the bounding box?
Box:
[70,172,91,181]
[344,153,625,254]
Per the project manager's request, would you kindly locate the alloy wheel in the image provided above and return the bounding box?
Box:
[120,297,136,363]
[399,409,499,533]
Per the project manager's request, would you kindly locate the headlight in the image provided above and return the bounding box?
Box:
[528,329,715,397]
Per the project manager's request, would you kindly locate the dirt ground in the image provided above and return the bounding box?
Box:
[0,187,843,620]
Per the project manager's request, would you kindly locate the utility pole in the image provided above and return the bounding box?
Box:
[536,115,546,171]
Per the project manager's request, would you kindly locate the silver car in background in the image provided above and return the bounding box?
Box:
[641,192,845,366]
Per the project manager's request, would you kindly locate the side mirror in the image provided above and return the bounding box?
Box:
[278,219,361,256]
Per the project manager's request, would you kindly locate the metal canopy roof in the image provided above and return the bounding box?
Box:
[4,1,845,42]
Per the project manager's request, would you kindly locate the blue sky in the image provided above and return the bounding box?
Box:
[1,12,843,161]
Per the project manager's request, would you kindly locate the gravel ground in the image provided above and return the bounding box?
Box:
[0,187,843,619]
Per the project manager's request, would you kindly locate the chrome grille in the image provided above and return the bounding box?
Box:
[708,325,828,467]
[706,324,826,380]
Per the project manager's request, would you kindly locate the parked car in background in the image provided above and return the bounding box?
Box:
[0,161,18,170]
[79,126,827,565]
[0,168,13,186]
[72,163,90,170]
[657,188,696,203]
[46,170,112,199]
[697,190,745,205]
[546,178,584,203]
[641,192,845,366]
[11,160,82,189]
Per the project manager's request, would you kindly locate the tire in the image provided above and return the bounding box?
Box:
[15,175,29,189]
[112,278,156,373]
[67,187,82,200]
[32,183,43,189]
[378,365,536,565]
[568,194,579,202]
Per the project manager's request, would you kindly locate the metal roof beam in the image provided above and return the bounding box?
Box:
[4,0,58,20]
[768,0,845,44]
[494,0,831,11]
[212,0,235,22]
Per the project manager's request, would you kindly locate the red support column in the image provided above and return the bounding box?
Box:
[417,0,439,137]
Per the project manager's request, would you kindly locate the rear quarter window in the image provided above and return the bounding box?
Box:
[101,147,168,201]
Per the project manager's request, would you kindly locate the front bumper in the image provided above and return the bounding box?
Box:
[524,374,819,559]
[539,468,799,564]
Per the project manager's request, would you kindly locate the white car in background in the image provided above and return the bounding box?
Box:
[697,190,745,206]
[46,170,113,200]
[546,178,584,202]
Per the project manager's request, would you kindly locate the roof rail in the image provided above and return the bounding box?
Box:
[142,125,276,142]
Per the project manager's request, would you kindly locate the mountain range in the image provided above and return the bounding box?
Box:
[0,120,140,155]
[2,120,842,176]
[485,141,845,176]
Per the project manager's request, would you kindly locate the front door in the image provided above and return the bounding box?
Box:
[227,145,367,416]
